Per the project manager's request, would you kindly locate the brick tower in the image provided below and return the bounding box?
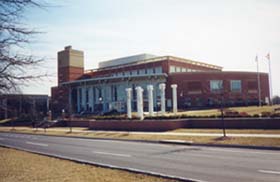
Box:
[57,46,84,85]
[51,46,84,118]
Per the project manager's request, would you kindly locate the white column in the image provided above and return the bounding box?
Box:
[159,83,166,114]
[147,85,154,116]
[135,86,144,120]
[126,88,132,119]
[171,84,178,114]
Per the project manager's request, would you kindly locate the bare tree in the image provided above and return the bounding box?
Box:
[0,0,47,94]
[272,95,280,105]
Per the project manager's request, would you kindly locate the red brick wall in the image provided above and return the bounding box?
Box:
[85,118,280,131]
[51,86,69,117]
[88,119,188,131]
[166,71,270,108]
[58,66,84,84]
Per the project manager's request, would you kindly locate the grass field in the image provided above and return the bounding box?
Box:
[171,128,280,134]
[167,105,280,116]
[0,147,177,182]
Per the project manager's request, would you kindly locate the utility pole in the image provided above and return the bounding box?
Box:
[68,86,72,133]
[266,53,273,105]
[219,81,226,137]
[256,55,262,107]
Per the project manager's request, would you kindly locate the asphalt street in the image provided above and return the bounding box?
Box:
[0,132,279,182]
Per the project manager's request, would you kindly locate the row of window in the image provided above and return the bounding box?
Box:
[210,80,242,92]
[111,66,163,77]
[169,66,203,73]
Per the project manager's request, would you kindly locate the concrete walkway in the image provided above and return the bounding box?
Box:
[15,127,280,138]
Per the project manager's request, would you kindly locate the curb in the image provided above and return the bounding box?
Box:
[191,143,280,151]
[1,130,280,151]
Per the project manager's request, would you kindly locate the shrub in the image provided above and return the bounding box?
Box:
[252,114,260,118]
[261,112,271,117]
[239,112,250,117]
[270,113,280,118]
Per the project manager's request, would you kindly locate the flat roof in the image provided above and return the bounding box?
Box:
[85,55,223,74]
[98,54,157,68]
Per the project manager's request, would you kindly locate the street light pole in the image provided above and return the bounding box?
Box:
[221,93,226,137]
[219,81,226,137]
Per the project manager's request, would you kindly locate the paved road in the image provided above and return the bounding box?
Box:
[0,132,279,182]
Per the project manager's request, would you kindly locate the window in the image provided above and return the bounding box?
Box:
[131,70,137,75]
[139,69,145,75]
[170,66,175,73]
[86,88,89,103]
[147,68,153,74]
[93,87,96,103]
[98,88,102,99]
[210,80,223,92]
[182,68,186,72]
[79,88,82,102]
[155,67,163,73]
[175,67,181,72]
[111,85,118,101]
[124,71,130,76]
[231,80,241,92]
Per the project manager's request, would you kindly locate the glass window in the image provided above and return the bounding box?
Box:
[231,80,241,92]
[147,68,153,74]
[93,87,96,103]
[170,66,175,73]
[124,71,130,76]
[111,85,118,101]
[155,67,162,73]
[79,88,82,102]
[139,69,145,75]
[86,88,89,103]
[175,67,181,72]
[131,70,137,75]
[182,68,186,72]
[210,80,223,92]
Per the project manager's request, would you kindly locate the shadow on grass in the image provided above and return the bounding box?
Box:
[213,136,232,141]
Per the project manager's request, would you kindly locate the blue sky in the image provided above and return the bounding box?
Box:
[23,0,280,96]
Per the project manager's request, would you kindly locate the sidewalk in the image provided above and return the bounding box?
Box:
[25,127,280,138]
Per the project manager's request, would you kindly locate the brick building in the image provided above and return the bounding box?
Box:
[51,46,269,115]
[0,94,49,120]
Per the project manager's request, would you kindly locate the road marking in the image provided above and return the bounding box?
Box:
[26,141,48,147]
[92,151,131,157]
[258,170,280,175]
